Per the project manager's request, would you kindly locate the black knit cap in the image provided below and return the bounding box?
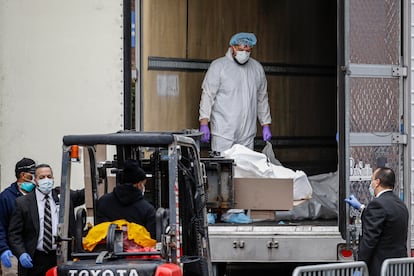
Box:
[15,157,36,178]
[122,159,146,184]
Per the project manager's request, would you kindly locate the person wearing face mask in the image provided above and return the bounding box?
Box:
[6,164,58,276]
[7,164,84,276]
[0,158,36,276]
[344,167,409,276]
[199,32,272,155]
[96,159,156,239]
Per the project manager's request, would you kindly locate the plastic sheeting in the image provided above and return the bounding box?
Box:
[261,141,282,166]
[276,171,338,221]
[263,141,338,221]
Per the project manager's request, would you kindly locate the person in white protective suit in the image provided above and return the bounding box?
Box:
[199,32,272,154]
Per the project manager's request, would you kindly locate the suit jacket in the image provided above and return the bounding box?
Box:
[358,190,408,276]
[8,188,84,258]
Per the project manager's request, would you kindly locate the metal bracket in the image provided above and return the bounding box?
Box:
[391,133,407,144]
[350,132,407,146]
[347,64,407,78]
[341,65,350,74]
[391,66,408,77]
[233,240,245,249]
[266,240,279,249]
[96,251,109,264]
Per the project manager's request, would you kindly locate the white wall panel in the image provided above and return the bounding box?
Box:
[0,0,124,188]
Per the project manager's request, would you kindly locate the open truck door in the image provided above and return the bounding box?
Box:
[340,0,410,253]
[52,131,213,276]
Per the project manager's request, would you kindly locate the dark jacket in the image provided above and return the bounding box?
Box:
[0,182,24,255]
[96,184,156,239]
[0,184,84,256]
[8,190,60,276]
[8,188,84,276]
[358,191,409,276]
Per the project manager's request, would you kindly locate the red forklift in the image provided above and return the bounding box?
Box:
[47,131,213,276]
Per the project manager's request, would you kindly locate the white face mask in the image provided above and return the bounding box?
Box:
[369,184,375,198]
[234,50,250,64]
[37,178,54,194]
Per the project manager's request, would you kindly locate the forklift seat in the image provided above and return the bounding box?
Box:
[74,208,87,253]
[155,207,169,242]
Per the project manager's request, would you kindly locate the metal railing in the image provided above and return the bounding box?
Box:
[292,261,369,276]
[380,257,414,276]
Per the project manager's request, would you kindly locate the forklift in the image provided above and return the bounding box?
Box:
[47,131,213,276]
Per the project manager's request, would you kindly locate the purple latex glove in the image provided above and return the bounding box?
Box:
[262,125,272,141]
[200,124,210,143]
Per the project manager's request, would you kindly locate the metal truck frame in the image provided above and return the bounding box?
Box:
[205,1,413,274]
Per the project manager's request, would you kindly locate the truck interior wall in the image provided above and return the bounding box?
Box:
[140,0,337,175]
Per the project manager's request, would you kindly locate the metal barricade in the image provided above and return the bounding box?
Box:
[380,257,414,276]
[292,261,369,276]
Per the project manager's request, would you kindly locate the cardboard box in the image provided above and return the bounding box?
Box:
[234,178,293,210]
[249,210,276,220]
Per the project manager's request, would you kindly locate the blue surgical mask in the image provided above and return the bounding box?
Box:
[21,182,35,192]
[369,184,375,198]
[37,178,54,194]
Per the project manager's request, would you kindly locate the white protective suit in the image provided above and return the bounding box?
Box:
[199,48,272,153]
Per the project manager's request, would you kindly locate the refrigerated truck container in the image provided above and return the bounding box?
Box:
[0,0,412,273]
[206,1,413,273]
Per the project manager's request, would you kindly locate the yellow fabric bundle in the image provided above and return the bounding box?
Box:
[82,219,156,251]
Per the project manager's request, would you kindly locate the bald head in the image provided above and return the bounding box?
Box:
[373,167,395,189]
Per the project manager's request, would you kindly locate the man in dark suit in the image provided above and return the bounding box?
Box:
[8,164,84,276]
[345,167,409,276]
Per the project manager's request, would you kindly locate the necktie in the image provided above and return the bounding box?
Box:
[43,195,53,252]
